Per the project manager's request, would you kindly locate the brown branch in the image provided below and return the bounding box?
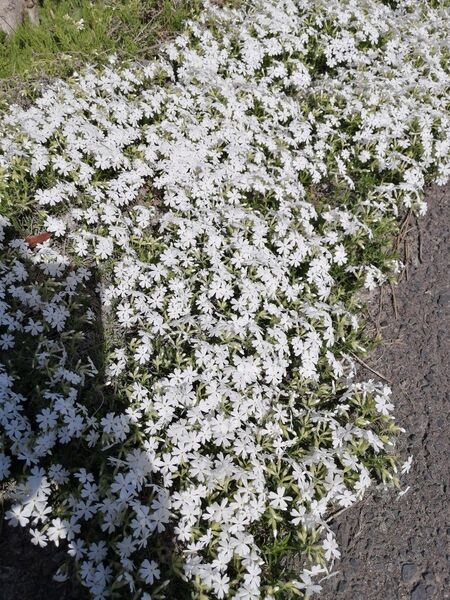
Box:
[416,215,424,263]
[390,282,399,319]
[349,351,392,384]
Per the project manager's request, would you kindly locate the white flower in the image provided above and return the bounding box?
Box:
[95,236,114,260]
[0,0,448,596]
[24,318,44,336]
[401,455,413,475]
[47,518,68,546]
[0,334,14,349]
[268,486,292,511]
[6,504,32,527]
[230,355,261,390]
[0,453,11,480]
[30,528,48,548]
[293,569,323,596]
[375,391,394,416]
[44,216,67,237]
[336,489,357,508]
[139,559,160,585]
[322,532,341,561]
[333,244,347,266]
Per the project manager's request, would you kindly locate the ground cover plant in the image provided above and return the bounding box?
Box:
[0,0,449,598]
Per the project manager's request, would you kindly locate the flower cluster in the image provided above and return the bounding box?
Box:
[1,0,449,598]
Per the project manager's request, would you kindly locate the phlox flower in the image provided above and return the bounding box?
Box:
[0,0,448,597]
[139,559,161,585]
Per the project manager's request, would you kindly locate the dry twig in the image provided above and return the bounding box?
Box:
[416,214,424,263]
[390,282,399,319]
[349,351,392,384]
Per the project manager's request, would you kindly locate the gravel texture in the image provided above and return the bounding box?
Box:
[0,184,449,599]
[320,183,450,600]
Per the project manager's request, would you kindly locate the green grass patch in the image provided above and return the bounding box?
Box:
[0,0,202,104]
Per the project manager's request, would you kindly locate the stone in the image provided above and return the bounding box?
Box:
[402,563,417,582]
[424,371,435,384]
[437,291,450,306]
[410,582,427,600]
[0,0,39,35]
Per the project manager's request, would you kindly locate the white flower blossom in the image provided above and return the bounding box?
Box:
[0,0,448,597]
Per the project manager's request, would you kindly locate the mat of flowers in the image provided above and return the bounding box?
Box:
[0,0,449,598]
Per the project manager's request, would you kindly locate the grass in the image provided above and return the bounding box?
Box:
[0,0,203,106]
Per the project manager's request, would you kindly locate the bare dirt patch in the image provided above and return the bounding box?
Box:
[320,183,450,600]
[0,520,83,599]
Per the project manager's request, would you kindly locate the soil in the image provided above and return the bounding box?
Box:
[320,182,450,600]
[0,183,449,599]
[0,520,84,599]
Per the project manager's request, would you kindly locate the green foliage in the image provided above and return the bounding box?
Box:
[0,0,201,99]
